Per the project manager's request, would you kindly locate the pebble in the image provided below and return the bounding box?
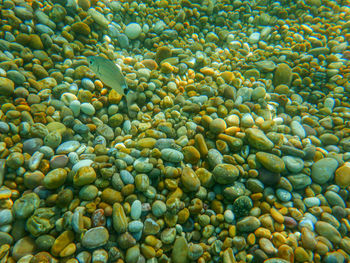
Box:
[213,164,239,184]
[131,200,142,220]
[152,200,167,217]
[0,77,14,95]
[82,227,109,249]
[80,102,95,115]
[273,63,292,86]
[12,236,36,261]
[282,156,304,173]
[246,128,274,151]
[315,221,341,244]
[237,216,261,232]
[161,148,184,162]
[43,168,67,189]
[335,165,350,188]
[311,158,338,184]
[56,141,80,154]
[0,209,13,226]
[290,120,306,139]
[256,152,285,173]
[125,23,142,39]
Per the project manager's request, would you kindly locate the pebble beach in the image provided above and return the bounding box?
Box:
[0,0,350,262]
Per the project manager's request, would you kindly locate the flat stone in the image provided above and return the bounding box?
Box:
[237,216,261,232]
[82,227,109,249]
[161,148,184,162]
[56,141,80,154]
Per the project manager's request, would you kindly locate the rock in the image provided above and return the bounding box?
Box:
[282,156,304,173]
[80,102,95,115]
[213,164,239,184]
[290,120,306,139]
[73,166,96,186]
[161,148,184,162]
[43,168,67,189]
[82,227,109,248]
[311,158,338,184]
[51,230,74,257]
[12,236,36,261]
[181,167,201,191]
[128,221,144,233]
[125,245,140,263]
[246,128,274,151]
[209,118,227,134]
[172,236,189,263]
[143,218,160,235]
[0,232,13,245]
[315,221,341,244]
[88,9,109,28]
[237,216,261,232]
[113,203,127,233]
[13,193,40,219]
[233,196,253,216]
[183,146,201,164]
[335,165,350,188]
[96,124,114,140]
[0,209,13,226]
[255,60,276,72]
[56,141,80,154]
[125,23,142,39]
[256,152,285,173]
[287,173,312,190]
[273,63,292,86]
[131,200,142,220]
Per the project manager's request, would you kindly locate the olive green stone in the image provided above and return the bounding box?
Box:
[13,193,40,219]
[43,168,67,189]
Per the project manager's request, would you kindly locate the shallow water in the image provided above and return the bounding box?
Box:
[0,0,350,262]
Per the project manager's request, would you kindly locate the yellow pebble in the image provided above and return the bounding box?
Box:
[229,225,236,237]
[247,233,256,245]
[271,208,284,224]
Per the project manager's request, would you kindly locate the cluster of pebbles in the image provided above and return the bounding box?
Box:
[0,0,350,262]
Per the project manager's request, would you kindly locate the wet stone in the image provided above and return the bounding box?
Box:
[311,158,338,184]
[237,216,261,232]
[213,164,239,184]
[13,193,40,219]
[82,227,109,249]
[161,148,184,162]
[256,152,285,173]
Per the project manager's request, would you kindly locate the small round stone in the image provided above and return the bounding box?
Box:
[125,23,142,39]
[152,200,167,217]
[209,118,227,134]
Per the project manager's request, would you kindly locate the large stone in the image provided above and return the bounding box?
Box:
[256,152,285,173]
[213,164,239,184]
[311,158,338,184]
[246,128,274,151]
